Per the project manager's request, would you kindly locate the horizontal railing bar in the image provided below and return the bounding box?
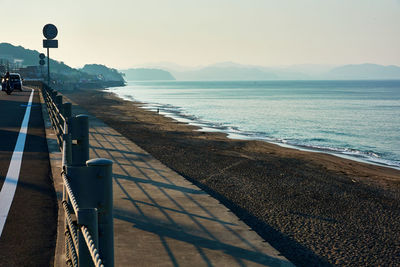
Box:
[59,113,66,124]
[63,175,105,267]
[65,230,78,267]
[81,225,104,267]
[66,260,73,267]
[62,201,79,250]
[62,173,79,215]
[46,95,65,120]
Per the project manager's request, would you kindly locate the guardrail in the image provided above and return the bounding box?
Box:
[39,83,114,267]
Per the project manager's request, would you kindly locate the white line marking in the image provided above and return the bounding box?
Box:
[0,89,34,237]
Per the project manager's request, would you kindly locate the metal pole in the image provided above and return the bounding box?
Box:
[47,47,50,86]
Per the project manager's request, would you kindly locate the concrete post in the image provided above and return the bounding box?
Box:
[52,90,58,101]
[63,102,72,119]
[78,208,98,267]
[69,115,89,166]
[87,158,114,267]
[66,158,114,267]
[56,95,63,111]
[62,103,73,165]
[62,134,72,168]
[56,96,64,136]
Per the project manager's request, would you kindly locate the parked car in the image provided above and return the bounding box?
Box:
[1,73,23,91]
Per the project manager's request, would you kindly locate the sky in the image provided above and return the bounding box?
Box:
[1,0,400,69]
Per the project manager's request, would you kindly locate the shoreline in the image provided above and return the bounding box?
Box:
[104,88,400,185]
[106,87,400,171]
[63,88,400,266]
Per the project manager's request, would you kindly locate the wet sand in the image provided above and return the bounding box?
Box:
[64,88,400,266]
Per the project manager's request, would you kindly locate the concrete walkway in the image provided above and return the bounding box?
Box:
[50,95,293,267]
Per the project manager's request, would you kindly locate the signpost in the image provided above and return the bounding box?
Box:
[43,24,58,85]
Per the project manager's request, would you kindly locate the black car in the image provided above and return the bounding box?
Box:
[1,73,23,91]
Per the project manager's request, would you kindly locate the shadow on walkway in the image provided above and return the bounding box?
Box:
[68,101,295,266]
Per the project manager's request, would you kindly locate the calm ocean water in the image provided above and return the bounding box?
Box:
[106,80,400,169]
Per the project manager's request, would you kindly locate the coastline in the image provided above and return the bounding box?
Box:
[106,80,400,171]
[108,88,400,171]
[63,88,400,266]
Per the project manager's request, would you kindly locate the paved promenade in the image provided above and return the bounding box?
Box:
[48,95,293,266]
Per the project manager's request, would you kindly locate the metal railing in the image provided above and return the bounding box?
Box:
[40,83,114,267]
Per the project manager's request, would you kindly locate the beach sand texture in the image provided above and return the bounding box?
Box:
[64,89,400,266]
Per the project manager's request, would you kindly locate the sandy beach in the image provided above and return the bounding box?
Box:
[63,88,400,266]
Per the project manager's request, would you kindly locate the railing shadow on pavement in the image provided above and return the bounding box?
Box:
[90,123,334,267]
[86,119,294,267]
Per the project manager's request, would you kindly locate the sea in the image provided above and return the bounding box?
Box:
[106,80,400,170]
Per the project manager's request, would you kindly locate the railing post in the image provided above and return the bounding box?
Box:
[68,115,89,166]
[66,158,114,267]
[78,208,98,267]
[63,102,72,119]
[62,134,72,168]
[87,158,114,267]
[56,95,63,113]
[52,90,58,101]
[62,103,73,167]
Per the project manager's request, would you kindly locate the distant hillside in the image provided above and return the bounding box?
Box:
[139,62,400,81]
[323,64,400,80]
[81,64,125,82]
[121,68,175,81]
[137,62,311,80]
[0,43,125,86]
[0,42,80,76]
[173,65,278,80]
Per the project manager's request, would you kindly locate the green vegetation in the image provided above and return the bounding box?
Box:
[81,64,125,82]
[0,43,125,87]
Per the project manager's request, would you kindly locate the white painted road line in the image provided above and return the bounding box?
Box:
[0,89,34,237]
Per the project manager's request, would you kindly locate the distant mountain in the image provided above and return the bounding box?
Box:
[323,64,400,80]
[121,68,175,81]
[133,61,327,80]
[172,65,278,80]
[132,62,203,72]
[270,64,338,77]
[135,62,400,81]
[81,64,125,82]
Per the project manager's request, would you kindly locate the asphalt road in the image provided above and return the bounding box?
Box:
[0,87,57,266]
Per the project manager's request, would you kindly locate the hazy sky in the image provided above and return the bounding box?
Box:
[1,0,400,69]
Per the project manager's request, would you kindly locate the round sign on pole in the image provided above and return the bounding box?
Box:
[39,59,45,65]
[43,24,58,39]
[39,53,45,59]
